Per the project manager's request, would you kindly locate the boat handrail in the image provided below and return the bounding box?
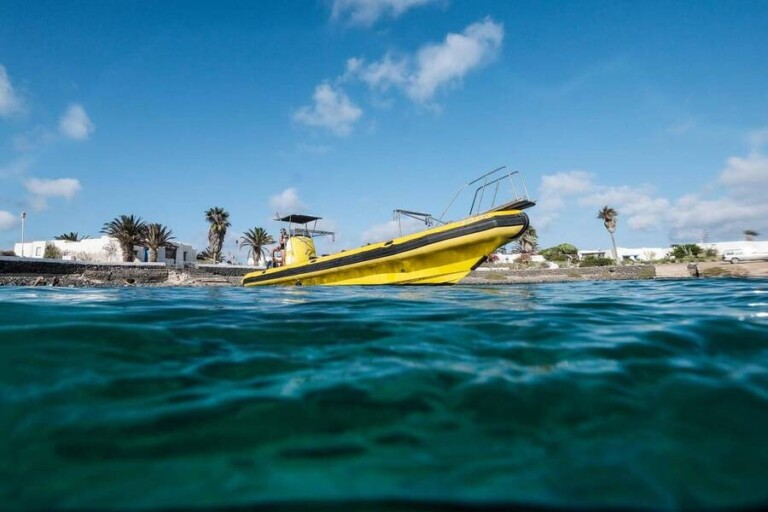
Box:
[290,227,336,242]
[439,165,530,221]
[392,209,445,237]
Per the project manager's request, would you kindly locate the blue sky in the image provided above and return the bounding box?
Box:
[2,0,767,259]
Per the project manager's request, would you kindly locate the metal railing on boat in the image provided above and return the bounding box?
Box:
[392,165,533,237]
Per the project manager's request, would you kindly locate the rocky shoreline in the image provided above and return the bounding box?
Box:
[1,257,766,288]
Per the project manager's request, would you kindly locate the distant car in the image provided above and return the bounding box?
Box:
[722,248,768,264]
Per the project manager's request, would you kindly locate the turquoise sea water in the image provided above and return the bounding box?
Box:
[1,280,768,510]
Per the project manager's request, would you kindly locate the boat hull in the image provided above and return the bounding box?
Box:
[242,210,529,286]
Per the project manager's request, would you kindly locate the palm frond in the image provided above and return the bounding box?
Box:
[54,232,88,242]
[197,248,224,263]
[145,223,175,250]
[101,215,147,262]
[239,227,275,264]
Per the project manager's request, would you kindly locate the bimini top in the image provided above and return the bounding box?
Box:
[277,214,322,225]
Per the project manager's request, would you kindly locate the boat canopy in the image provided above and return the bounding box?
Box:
[276,213,335,241]
[277,214,322,225]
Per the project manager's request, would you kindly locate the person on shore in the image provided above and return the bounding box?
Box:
[271,228,289,267]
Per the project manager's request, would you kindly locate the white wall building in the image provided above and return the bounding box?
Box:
[13,236,197,265]
[578,247,672,262]
[490,253,546,264]
[698,240,768,254]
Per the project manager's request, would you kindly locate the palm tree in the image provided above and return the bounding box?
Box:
[196,248,223,263]
[513,226,538,263]
[144,223,175,263]
[597,206,619,264]
[54,232,89,242]
[239,227,275,266]
[744,229,759,241]
[205,207,231,264]
[101,215,147,262]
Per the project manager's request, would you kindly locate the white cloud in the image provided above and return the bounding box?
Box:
[346,55,408,92]
[540,170,594,198]
[23,177,82,210]
[346,18,504,104]
[331,0,439,26]
[59,104,95,140]
[535,130,768,242]
[408,18,504,102]
[719,152,768,188]
[536,170,594,229]
[667,194,768,239]
[24,178,82,199]
[269,188,307,215]
[0,210,17,231]
[579,185,670,231]
[293,83,362,136]
[0,65,24,117]
[361,216,424,243]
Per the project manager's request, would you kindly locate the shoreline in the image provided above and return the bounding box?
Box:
[2,257,768,288]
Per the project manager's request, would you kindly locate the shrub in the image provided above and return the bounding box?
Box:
[580,256,614,267]
[44,244,62,259]
[671,244,702,259]
[74,251,94,262]
[638,266,656,279]
[540,243,578,262]
[1,249,16,257]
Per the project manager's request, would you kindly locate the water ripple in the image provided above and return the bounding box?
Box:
[1,280,768,509]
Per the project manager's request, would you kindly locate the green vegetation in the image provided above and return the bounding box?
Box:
[513,226,538,264]
[580,256,614,267]
[540,243,578,262]
[44,244,62,259]
[597,206,619,263]
[1,250,15,257]
[145,224,175,263]
[744,229,759,241]
[205,207,231,264]
[197,248,223,263]
[101,215,147,262]
[671,244,702,260]
[638,266,656,279]
[239,227,275,266]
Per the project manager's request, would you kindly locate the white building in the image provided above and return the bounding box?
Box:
[491,253,546,264]
[698,240,768,255]
[13,236,196,266]
[578,247,672,262]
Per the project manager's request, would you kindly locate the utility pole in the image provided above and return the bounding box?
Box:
[20,211,26,257]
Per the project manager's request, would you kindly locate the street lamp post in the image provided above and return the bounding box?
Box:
[20,212,26,258]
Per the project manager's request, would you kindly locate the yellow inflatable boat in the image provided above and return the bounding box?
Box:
[242,167,534,286]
